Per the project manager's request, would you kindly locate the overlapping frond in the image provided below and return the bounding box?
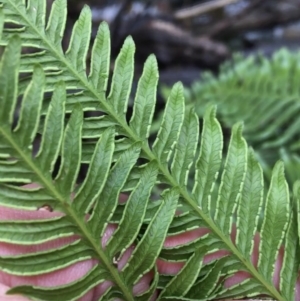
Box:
[184,49,300,183]
[0,1,298,301]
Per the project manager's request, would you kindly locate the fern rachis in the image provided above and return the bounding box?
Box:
[0,1,299,301]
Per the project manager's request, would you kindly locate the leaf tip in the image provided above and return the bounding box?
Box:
[293,180,300,199]
[272,160,286,180]
[170,81,184,100]
[204,104,217,119]
[98,21,110,35]
[232,121,244,135]
[81,3,92,15]
[146,54,158,68]
[33,64,45,78]
[124,35,135,48]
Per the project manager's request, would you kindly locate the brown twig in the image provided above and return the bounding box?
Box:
[174,0,240,20]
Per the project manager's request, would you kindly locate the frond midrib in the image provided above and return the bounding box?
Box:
[6,1,285,300]
[0,125,135,301]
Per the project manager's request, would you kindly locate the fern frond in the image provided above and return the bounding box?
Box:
[186,49,300,183]
[0,35,173,301]
[0,1,298,301]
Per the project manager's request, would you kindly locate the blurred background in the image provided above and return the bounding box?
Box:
[54,0,300,86]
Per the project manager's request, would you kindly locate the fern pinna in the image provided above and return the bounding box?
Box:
[0,1,299,301]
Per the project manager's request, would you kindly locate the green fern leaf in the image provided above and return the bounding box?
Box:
[129,54,158,140]
[88,142,141,238]
[65,5,91,75]
[0,240,93,276]
[8,265,106,301]
[27,0,46,30]
[185,256,229,300]
[108,36,134,116]
[236,148,263,256]
[159,248,207,299]
[0,1,298,301]
[135,266,159,301]
[185,49,300,184]
[193,105,222,215]
[0,34,19,129]
[123,189,179,285]
[0,216,76,244]
[73,127,115,216]
[258,161,289,282]
[0,35,161,301]
[0,184,55,210]
[280,207,299,301]
[215,122,247,234]
[152,82,185,164]
[89,22,110,92]
[55,104,82,195]
[46,0,67,48]
[106,161,158,258]
[36,82,65,173]
[171,108,199,187]
[214,278,269,299]
[16,65,44,147]
[160,234,211,262]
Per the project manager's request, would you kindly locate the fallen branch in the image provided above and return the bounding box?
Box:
[174,0,240,20]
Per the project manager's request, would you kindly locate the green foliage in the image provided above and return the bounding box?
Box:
[184,50,300,183]
[0,1,299,301]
